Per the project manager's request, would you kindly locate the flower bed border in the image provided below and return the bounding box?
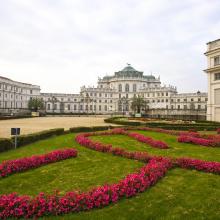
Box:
[0,148,78,178]
[0,157,171,219]
[0,128,220,219]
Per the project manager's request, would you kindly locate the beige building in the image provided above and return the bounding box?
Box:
[0,64,207,120]
[0,76,41,115]
[204,39,220,122]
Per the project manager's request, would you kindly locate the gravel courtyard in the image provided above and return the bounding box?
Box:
[0,116,114,138]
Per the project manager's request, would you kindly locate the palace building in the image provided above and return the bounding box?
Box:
[0,76,40,115]
[204,39,220,122]
[0,64,207,120]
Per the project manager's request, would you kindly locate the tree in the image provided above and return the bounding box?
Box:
[28,98,44,112]
[131,95,147,113]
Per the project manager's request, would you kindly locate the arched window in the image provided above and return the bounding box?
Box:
[133,84,137,92]
[118,84,122,92]
[125,84,129,92]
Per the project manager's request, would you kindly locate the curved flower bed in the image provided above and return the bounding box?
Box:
[0,157,172,219]
[0,149,77,178]
[177,135,220,147]
[0,129,220,219]
[75,132,220,175]
[89,128,169,149]
[125,127,220,147]
[175,158,220,174]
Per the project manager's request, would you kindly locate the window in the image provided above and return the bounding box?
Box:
[105,94,107,97]
[178,105,180,109]
[74,105,77,110]
[80,105,83,110]
[133,84,137,92]
[215,73,220,80]
[68,104,71,110]
[30,90,33,94]
[99,93,102,97]
[214,56,220,66]
[198,105,201,110]
[184,98,187,102]
[99,105,101,111]
[190,103,195,110]
[126,94,128,99]
[90,105,92,110]
[198,98,201,102]
[54,104,57,110]
[171,105,174,110]
[47,104,50,110]
[125,84,129,92]
[166,92,168,96]
[184,105,187,110]
[118,84,122,92]
[191,98,194,102]
[105,105,107,111]
[177,99,180,102]
[119,94,121,98]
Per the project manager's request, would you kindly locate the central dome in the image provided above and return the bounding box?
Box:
[115,64,143,78]
[121,64,137,72]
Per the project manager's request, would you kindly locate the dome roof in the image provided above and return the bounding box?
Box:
[121,64,137,72]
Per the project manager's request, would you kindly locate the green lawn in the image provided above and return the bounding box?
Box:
[0,131,220,220]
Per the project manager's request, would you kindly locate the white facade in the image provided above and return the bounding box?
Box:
[0,64,207,118]
[0,76,40,115]
[204,39,220,122]
[41,64,207,116]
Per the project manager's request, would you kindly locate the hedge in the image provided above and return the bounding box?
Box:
[0,139,13,152]
[104,117,220,131]
[69,126,114,133]
[0,128,65,153]
[16,128,65,146]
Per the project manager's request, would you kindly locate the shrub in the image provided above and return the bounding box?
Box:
[69,126,113,133]
[0,139,13,152]
[217,128,220,134]
[16,128,65,147]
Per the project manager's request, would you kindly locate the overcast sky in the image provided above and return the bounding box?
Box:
[0,0,220,93]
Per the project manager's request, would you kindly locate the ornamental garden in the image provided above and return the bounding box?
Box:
[0,118,220,219]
